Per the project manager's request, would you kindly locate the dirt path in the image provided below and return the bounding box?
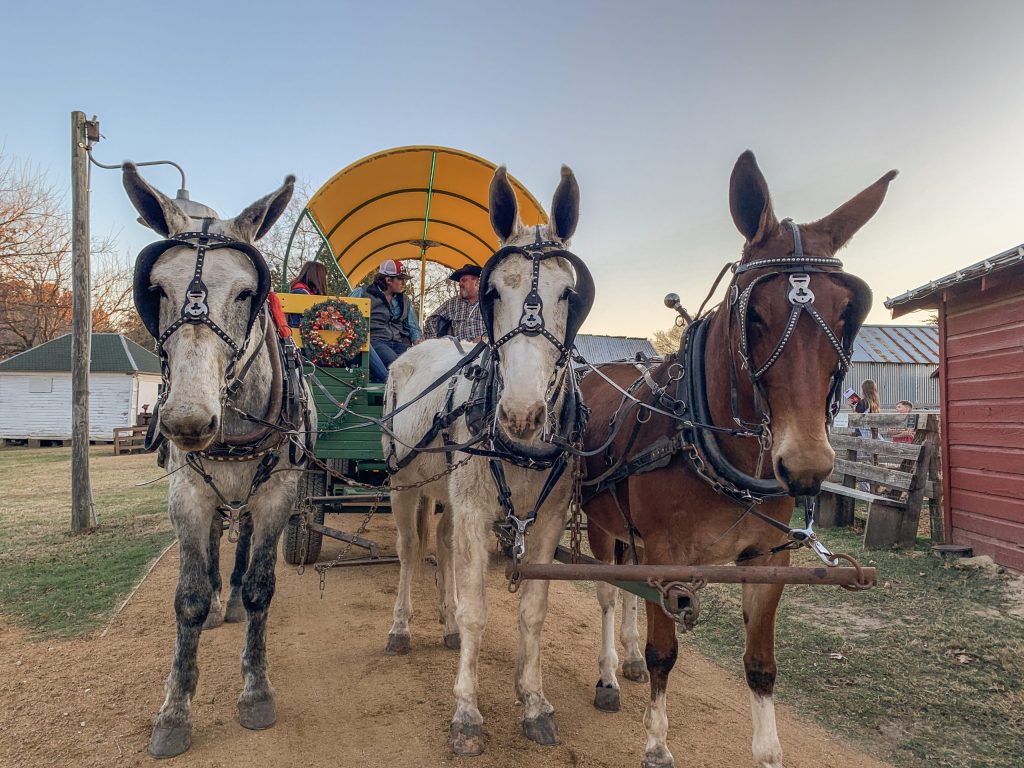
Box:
[0,515,892,768]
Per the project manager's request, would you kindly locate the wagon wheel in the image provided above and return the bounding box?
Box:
[322,458,352,503]
[283,469,327,565]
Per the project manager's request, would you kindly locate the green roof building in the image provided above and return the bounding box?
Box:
[0,334,161,441]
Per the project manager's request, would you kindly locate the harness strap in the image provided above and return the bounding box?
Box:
[609,485,641,564]
[582,434,685,500]
[382,341,486,427]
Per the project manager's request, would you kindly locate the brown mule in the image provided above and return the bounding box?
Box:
[580,151,896,768]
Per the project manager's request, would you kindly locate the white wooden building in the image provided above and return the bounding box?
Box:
[0,333,161,442]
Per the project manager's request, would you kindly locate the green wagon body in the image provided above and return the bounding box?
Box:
[306,363,386,468]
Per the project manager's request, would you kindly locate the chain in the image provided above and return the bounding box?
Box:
[754,418,772,479]
[647,577,707,632]
[568,455,584,564]
[300,447,475,593]
[314,490,383,594]
[295,492,313,575]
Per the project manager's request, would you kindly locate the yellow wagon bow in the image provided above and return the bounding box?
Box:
[283,145,548,312]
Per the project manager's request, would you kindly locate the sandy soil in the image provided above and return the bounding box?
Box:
[0,514,893,768]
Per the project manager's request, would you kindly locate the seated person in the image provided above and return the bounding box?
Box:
[423,263,486,342]
[288,259,387,377]
[287,261,328,326]
[349,259,422,382]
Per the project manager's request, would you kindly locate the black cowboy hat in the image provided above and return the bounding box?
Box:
[449,264,482,281]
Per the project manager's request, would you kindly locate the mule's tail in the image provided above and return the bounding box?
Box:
[416,495,433,573]
[381,374,398,464]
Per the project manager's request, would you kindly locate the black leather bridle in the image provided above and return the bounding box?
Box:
[133,219,272,405]
[677,217,871,502]
[479,227,595,364]
[727,218,871,435]
[132,219,313,467]
[464,230,595,558]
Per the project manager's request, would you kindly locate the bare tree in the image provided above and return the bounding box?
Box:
[650,322,684,356]
[405,259,459,321]
[257,179,340,290]
[0,150,123,358]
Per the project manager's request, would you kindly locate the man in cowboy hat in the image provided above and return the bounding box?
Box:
[350,259,422,381]
[423,263,486,342]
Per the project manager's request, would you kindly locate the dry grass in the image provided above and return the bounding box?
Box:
[0,446,174,636]
[684,522,1024,768]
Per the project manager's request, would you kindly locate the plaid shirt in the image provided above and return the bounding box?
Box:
[424,297,486,341]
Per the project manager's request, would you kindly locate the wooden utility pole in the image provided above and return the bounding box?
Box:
[71,111,95,532]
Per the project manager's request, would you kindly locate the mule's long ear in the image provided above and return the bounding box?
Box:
[813,169,898,252]
[729,150,777,245]
[489,165,519,242]
[551,165,580,241]
[231,175,296,243]
[122,162,191,237]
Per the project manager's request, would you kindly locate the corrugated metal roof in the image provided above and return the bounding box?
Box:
[851,325,938,364]
[0,333,161,374]
[884,243,1024,310]
[575,335,658,366]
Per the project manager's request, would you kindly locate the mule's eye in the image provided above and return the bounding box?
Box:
[560,287,576,302]
[149,285,167,299]
[235,289,254,302]
[748,309,766,326]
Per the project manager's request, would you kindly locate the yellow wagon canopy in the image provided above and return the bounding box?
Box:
[305,146,548,287]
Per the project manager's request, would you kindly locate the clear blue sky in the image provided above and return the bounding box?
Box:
[5,1,1024,336]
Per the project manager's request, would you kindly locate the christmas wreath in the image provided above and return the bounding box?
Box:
[299,299,368,367]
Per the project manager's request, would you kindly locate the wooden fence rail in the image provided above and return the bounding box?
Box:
[113,425,148,456]
[819,412,942,549]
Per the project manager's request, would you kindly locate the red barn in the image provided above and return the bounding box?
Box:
[886,246,1024,571]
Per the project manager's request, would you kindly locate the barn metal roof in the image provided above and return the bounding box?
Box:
[884,243,1024,314]
[0,333,160,374]
[851,325,938,364]
[575,335,658,366]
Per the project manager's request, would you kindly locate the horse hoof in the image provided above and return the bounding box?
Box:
[523,712,560,746]
[238,698,276,730]
[149,724,191,758]
[443,632,461,650]
[593,681,620,712]
[202,610,224,630]
[450,721,485,756]
[224,601,245,623]
[622,660,649,683]
[641,745,674,768]
[386,633,411,655]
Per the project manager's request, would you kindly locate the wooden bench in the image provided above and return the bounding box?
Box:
[113,425,148,455]
[818,412,942,549]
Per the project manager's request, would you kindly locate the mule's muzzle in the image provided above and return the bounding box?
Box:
[496,400,546,440]
[774,456,826,497]
[161,412,219,452]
